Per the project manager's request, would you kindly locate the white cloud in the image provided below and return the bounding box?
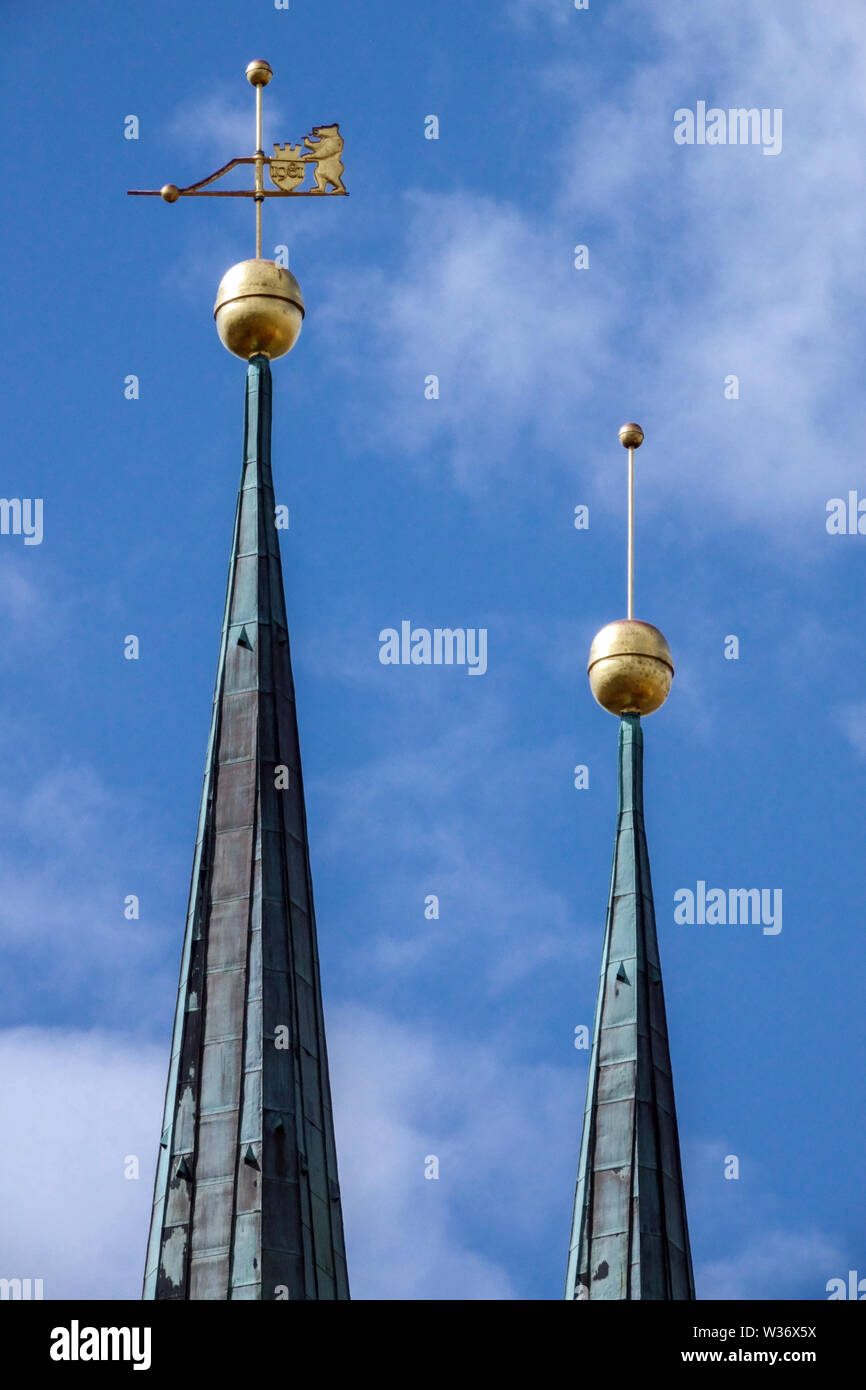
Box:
[0,1021,842,1302]
[0,1013,578,1301]
[0,758,175,1022]
[0,558,43,624]
[166,91,289,160]
[330,1006,575,1298]
[836,701,866,758]
[683,1139,846,1300]
[318,190,620,494]
[0,1028,164,1299]
[318,0,866,532]
[697,1228,843,1301]
[506,0,572,31]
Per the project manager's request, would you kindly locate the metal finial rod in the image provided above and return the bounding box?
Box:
[627,444,635,619]
[248,60,271,260]
[618,423,644,618]
[255,87,263,258]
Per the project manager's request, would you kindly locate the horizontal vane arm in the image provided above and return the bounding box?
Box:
[128,188,347,198]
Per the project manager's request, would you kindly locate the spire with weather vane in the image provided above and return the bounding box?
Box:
[565,423,695,1301]
[131,60,349,1301]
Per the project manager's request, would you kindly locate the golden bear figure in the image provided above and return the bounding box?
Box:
[302,125,346,194]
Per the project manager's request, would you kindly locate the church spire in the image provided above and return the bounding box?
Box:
[131,60,350,1300]
[565,424,694,1300]
[143,357,349,1300]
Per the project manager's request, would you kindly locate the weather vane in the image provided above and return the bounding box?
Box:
[127,59,345,361]
[129,59,346,256]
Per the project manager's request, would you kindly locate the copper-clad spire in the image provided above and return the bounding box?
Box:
[565,426,694,1300]
[142,358,349,1299]
[565,714,694,1299]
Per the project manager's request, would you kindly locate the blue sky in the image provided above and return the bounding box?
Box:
[0,0,864,1300]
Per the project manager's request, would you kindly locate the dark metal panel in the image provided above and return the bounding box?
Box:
[238,1064,262,1145]
[213,759,256,832]
[199,1040,242,1112]
[596,1059,635,1104]
[191,1178,234,1253]
[206,899,250,972]
[210,828,254,902]
[261,1248,305,1302]
[202,969,246,1045]
[188,1253,229,1301]
[591,1167,631,1239]
[230,555,259,625]
[261,899,290,972]
[218,692,257,763]
[288,904,315,984]
[195,1112,237,1182]
[229,1211,261,1295]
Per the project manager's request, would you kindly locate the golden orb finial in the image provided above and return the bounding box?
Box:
[587,422,673,716]
[246,59,273,87]
[160,184,180,203]
[214,259,305,360]
[588,619,673,716]
[618,422,644,449]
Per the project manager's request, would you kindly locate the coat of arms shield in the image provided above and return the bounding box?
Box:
[269,144,307,192]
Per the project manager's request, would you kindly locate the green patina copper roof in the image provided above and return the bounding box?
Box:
[565,714,694,1301]
[143,356,349,1301]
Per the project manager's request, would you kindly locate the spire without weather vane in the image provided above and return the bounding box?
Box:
[132,61,349,1300]
[565,425,694,1301]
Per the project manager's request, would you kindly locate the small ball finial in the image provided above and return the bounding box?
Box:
[160,184,180,203]
[618,422,644,449]
[246,60,273,87]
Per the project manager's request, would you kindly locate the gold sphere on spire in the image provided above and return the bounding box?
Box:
[618,422,644,449]
[245,59,273,87]
[214,260,305,360]
[588,619,673,716]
